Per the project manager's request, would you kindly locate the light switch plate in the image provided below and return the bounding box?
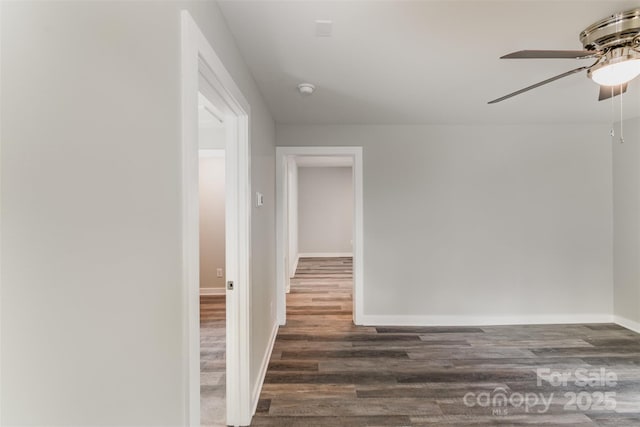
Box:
[256,192,264,207]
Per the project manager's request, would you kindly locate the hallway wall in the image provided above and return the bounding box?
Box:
[287,158,299,277]
[1,1,276,424]
[613,117,640,329]
[278,124,613,323]
[298,167,353,255]
[199,155,226,290]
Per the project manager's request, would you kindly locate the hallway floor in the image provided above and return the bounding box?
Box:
[251,257,640,426]
[200,294,226,427]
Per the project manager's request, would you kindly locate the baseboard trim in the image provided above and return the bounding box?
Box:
[199,287,225,296]
[359,314,615,327]
[298,252,353,258]
[289,254,299,279]
[614,315,640,334]
[251,321,279,416]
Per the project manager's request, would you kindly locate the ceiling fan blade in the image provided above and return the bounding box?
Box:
[598,83,628,101]
[501,50,597,59]
[488,66,589,104]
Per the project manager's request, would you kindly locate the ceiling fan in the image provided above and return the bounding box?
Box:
[489,8,640,104]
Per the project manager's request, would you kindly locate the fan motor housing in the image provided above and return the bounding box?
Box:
[580,8,640,51]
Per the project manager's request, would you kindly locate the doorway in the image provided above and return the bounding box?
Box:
[276,147,364,325]
[181,11,252,427]
[198,95,226,425]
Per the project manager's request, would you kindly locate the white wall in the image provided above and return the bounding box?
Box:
[199,155,225,289]
[613,117,640,328]
[1,1,276,425]
[199,126,225,149]
[287,158,299,277]
[278,124,613,322]
[298,167,353,255]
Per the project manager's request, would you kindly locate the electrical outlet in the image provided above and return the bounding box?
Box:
[216,268,223,278]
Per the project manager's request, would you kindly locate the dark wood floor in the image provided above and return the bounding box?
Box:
[200,294,226,427]
[251,257,640,426]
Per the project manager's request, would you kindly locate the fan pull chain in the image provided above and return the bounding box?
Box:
[611,15,623,143]
[620,85,624,143]
[610,86,615,138]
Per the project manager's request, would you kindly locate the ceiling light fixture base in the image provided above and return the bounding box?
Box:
[580,9,640,51]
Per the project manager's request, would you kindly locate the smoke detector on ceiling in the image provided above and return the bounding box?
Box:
[297,83,315,96]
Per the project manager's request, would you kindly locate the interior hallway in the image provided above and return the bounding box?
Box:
[251,258,640,427]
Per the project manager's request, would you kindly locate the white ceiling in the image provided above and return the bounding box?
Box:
[218,0,640,125]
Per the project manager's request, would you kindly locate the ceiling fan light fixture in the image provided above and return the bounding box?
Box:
[589,47,640,86]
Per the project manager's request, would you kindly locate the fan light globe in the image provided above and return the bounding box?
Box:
[591,59,640,86]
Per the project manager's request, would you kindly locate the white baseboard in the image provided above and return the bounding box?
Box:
[614,315,640,333]
[298,252,353,258]
[289,254,299,279]
[359,314,615,327]
[251,320,279,416]
[199,287,225,296]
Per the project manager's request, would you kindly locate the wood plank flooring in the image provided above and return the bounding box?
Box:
[251,257,640,426]
[200,294,226,427]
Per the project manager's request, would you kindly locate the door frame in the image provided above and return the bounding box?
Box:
[181,11,252,426]
[276,146,364,325]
